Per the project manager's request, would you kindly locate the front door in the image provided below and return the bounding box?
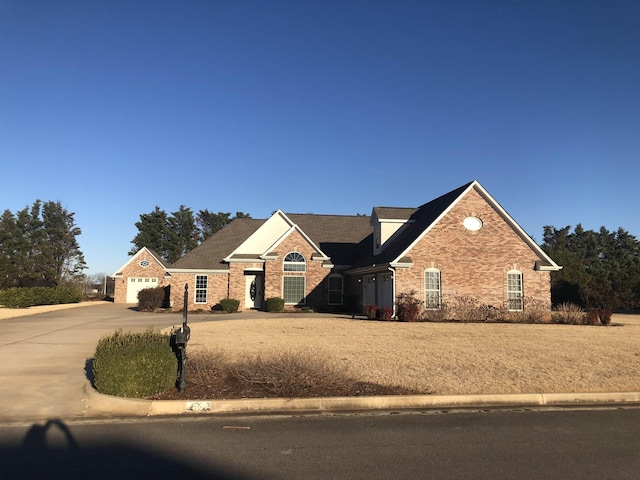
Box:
[362,275,376,310]
[377,273,394,310]
[245,274,264,309]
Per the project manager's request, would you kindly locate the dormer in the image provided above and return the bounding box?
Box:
[370,206,417,255]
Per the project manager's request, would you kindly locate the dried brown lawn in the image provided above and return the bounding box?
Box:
[186,314,640,395]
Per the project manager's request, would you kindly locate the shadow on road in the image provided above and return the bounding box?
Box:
[0,418,262,479]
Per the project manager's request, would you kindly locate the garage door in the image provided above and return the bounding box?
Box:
[126,277,158,303]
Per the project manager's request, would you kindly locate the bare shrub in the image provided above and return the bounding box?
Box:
[552,302,585,325]
[187,348,228,385]
[508,298,551,324]
[228,350,356,398]
[419,302,451,322]
[448,296,499,322]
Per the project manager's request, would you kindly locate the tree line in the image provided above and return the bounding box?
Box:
[542,224,640,310]
[128,207,251,264]
[0,201,86,289]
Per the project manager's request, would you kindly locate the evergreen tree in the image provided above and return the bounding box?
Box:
[167,205,199,264]
[0,210,21,288]
[41,201,87,284]
[0,200,86,287]
[129,206,172,259]
[542,224,640,309]
[196,210,251,241]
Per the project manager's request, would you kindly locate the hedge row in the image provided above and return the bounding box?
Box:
[0,286,82,308]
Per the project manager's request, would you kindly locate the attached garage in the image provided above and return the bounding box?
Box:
[126,277,158,303]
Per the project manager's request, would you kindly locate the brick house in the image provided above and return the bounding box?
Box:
[112,181,561,314]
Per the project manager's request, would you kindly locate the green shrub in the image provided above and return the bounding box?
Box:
[93,327,176,398]
[265,297,285,312]
[137,287,166,311]
[219,298,240,313]
[0,286,81,308]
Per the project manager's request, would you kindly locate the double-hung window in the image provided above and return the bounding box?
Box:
[195,275,208,304]
[507,271,523,311]
[283,252,306,304]
[424,269,441,309]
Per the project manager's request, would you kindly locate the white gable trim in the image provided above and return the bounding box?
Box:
[223,211,290,262]
[277,212,330,260]
[111,247,167,277]
[224,210,331,262]
[392,181,562,271]
[264,222,330,261]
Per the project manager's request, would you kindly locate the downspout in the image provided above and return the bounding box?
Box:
[388,266,396,318]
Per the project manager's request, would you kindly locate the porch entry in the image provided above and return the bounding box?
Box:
[362,273,394,311]
[244,271,264,309]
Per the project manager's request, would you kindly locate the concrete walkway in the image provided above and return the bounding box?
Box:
[1,303,638,423]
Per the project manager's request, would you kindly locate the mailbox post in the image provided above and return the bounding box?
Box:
[174,283,190,392]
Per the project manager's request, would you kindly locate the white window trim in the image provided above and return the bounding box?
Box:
[283,251,306,272]
[507,270,523,311]
[195,275,208,304]
[283,276,306,305]
[424,268,441,309]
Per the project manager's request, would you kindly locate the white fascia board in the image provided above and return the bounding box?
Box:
[390,181,562,271]
[391,182,476,263]
[169,268,229,274]
[223,211,290,262]
[472,182,563,270]
[226,258,266,264]
[389,262,413,269]
[111,247,167,276]
[266,212,331,260]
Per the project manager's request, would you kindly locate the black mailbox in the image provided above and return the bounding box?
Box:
[174,325,190,346]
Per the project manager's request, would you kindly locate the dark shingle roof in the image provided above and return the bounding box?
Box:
[372,207,417,220]
[168,182,475,271]
[353,182,473,267]
[171,218,266,270]
[286,214,372,266]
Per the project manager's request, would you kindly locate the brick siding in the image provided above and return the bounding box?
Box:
[395,187,550,308]
[113,252,169,304]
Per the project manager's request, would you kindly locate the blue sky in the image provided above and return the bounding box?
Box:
[1,0,638,275]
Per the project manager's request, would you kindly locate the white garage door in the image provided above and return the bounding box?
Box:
[126,277,158,303]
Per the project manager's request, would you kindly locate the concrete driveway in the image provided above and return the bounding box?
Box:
[0,303,225,422]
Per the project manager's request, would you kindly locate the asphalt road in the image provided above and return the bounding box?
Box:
[1,408,639,479]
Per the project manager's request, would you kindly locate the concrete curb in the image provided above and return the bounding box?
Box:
[84,383,640,417]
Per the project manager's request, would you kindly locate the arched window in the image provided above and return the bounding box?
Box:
[507,270,523,311]
[284,252,306,272]
[424,268,441,309]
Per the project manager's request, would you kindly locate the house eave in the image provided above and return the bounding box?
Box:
[535,262,563,272]
[169,268,229,274]
[346,264,392,276]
